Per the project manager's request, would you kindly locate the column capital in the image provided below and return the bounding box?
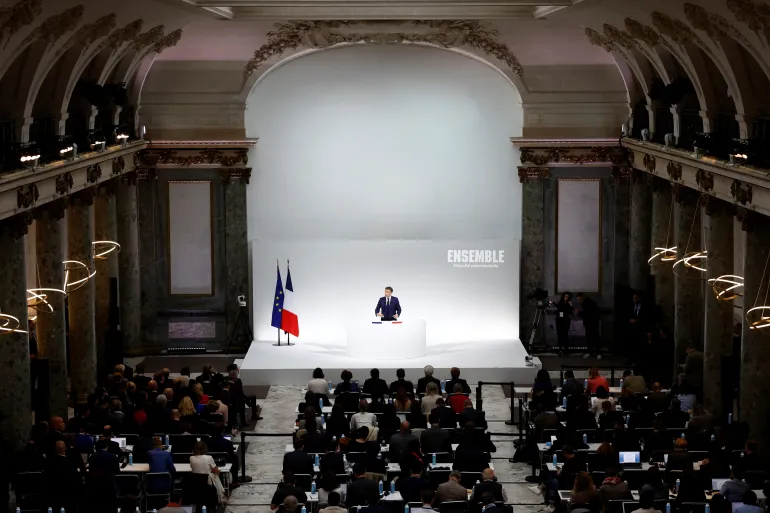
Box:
[70,187,96,207]
[517,167,551,183]
[0,212,33,240]
[55,172,74,196]
[136,168,157,181]
[730,179,753,206]
[695,169,714,191]
[610,166,632,181]
[735,206,753,232]
[17,183,39,210]
[642,153,656,174]
[35,199,67,221]
[220,167,252,185]
[111,155,126,176]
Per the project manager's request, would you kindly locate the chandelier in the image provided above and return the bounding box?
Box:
[27,264,66,314]
[648,192,677,266]
[63,260,96,293]
[672,195,709,280]
[0,310,23,335]
[708,275,744,305]
[746,250,770,330]
[93,240,121,260]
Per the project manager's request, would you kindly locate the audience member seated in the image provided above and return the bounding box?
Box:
[147,436,176,488]
[544,445,586,504]
[660,399,690,429]
[350,400,378,440]
[401,439,428,475]
[640,466,669,501]
[408,400,429,430]
[158,491,185,513]
[417,365,442,395]
[448,383,470,414]
[645,383,669,414]
[566,396,598,438]
[446,367,472,395]
[433,470,468,505]
[720,464,752,502]
[318,470,345,505]
[457,422,496,453]
[348,427,377,454]
[309,368,330,395]
[47,440,82,513]
[421,413,452,454]
[595,437,619,469]
[190,440,225,505]
[395,386,414,411]
[88,440,120,510]
[283,438,314,476]
[630,488,662,513]
[569,471,598,510]
[533,404,559,442]
[390,421,418,460]
[347,463,381,507]
[592,387,613,419]
[363,368,390,399]
[612,421,640,451]
[320,491,348,513]
[326,402,351,439]
[644,418,671,458]
[598,400,622,432]
[688,403,714,433]
[431,398,457,428]
[414,490,438,513]
[281,495,300,513]
[298,406,326,453]
[561,371,583,400]
[397,463,431,503]
[271,472,310,511]
[390,368,415,396]
[132,428,158,464]
[470,468,507,503]
[459,399,486,429]
[334,370,360,395]
[733,491,762,513]
[587,368,609,394]
[319,439,345,474]
[622,368,647,395]
[532,369,556,404]
[675,469,706,506]
[179,396,199,425]
[378,403,401,435]
[666,438,692,471]
[297,391,317,416]
[208,422,239,481]
[422,383,442,418]
[597,467,632,511]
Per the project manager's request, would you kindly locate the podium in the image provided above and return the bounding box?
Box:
[346,319,427,360]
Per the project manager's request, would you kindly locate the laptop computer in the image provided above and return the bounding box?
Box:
[551,436,558,443]
[712,479,728,491]
[113,437,127,448]
[619,451,643,469]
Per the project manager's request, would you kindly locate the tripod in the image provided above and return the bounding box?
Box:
[225,306,254,354]
[527,300,548,354]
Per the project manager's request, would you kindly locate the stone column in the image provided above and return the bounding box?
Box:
[651,179,675,329]
[137,169,159,348]
[116,173,142,355]
[612,168,631,291]
[67,189,97,405]
[222,168,252,350]
[35,201,69,417]
[702,196,733,419]
[518,167,549,346]
[94,184,118,375]
[673,187,704,368]
[629,170,652,293]
[0,214,32,451]
[740,212,770,463]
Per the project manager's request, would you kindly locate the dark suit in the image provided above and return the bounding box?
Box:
[271,483,309,507]
[421,426,452,454]
[363,378,390,398]
[398,475,431,503]
[283,449,314,476]
[375,296,402,321]
[47,454,82,512]
[459,407,486,429]
[432,406,457,429]
[390,379,415,396]
[645,392,670,414]
[453,448,490,473]
[666,451,692,472]
[320,452,345,474]
[472,480,505,503]
[347,476,381,507]
[417,376,442,395]
[446,378,471,395]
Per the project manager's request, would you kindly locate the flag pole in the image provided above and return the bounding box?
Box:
[286,258,292,346]
[276,259,281,347]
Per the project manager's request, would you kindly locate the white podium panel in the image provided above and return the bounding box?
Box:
[347,320,427,360]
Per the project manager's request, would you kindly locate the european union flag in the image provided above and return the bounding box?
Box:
[271,265,284,329]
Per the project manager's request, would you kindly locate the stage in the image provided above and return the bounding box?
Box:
[239,338,541,386]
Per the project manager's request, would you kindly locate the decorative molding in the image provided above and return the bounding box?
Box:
[695,169,714,191]
[70,187,95,207]
[666,161,682,181]
[735,205,752,232]
[151,28,182,54]
[220,167,252,185]
[726,0,770,36]
[244,20,523,79]
[112,155,125,175]
[517,167,551,183]
[19,5,83,47]
[624,18,661,46]
[135,168,157,180]
[17,183,38,209]
[86,163,102,184]
[0,0,42,44]
[651,11,699,46]
[519,147,623,166]
[35,199,67,221]
[55,13,116,59]
[602,24,637,50]
[611,166,632,181]
[584,27,615,52]
[102,19,143,51]
[683,2,751,47]
[55,172,73,196]
[136,148,249,167]
[131,24,165,52]
[0,212,33,240]
[642,153,656,173]
[730,179,753,205]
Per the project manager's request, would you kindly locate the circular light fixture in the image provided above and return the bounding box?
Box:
[92,240,121,260]
[27,287,67,313]
[648,246,678,265]
[746,306,770,330]
[0,312,23,335]
[672,250,710,280]
[708,275,744,304]
[63,260,96,293]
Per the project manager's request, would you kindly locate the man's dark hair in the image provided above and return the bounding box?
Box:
[169,491,182,504]
[429,412,439,425]
[435,397,445,406]
[639,488,654,509]
[328,491,341,506]
[623,369,632,378]
[283,471,296,484]
[226,363,238,372]
[341,370,353,381]
[562,445,575,456]
[180,367,190,376]
[313,368,324,379]
[421,489,435,505]
[293,438,304,450]
[385,286,393,292]
[135,363,145,374]
[352,462,366,476]
[564,370,574,379]
[396,368,405,379]
[371,368,379,378]
[480,492,496,506]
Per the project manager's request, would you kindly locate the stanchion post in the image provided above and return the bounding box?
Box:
[611,367,615,387]
[238,431,252,483]
[476,382,483,412]
[505,381,516,426]
[559,367,564,384]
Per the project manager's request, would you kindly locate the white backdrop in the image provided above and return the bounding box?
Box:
[245,44,523,345]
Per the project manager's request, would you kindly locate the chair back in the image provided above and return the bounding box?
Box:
[295,473,314,491]
[14,471,45,497]
[606,500,634,513]
[172,452,194,464]
[145,471,173,494]
[439,500,469,513]
[115,473,141,498]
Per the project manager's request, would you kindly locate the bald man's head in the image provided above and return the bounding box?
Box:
[482,468,495,481]
[55,440,67,456]
[400,421,410,432]
[49,416,65,432]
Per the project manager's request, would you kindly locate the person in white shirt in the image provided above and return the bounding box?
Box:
[350,400,378,440]
[591,386,614,419]
[308,368,330,396]
[630,489,662,513]
[319,491,348,513]
[190,441,225,503]
[411,489,437,513]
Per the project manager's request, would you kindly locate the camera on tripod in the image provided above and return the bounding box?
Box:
[528,288,549,305]
[237,294,247,307]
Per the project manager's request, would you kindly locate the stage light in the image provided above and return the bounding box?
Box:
[58,136,76,161]
[89,130,106,152]
[20,148,41,169]
[115,126,129,146]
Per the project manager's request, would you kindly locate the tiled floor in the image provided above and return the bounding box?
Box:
[231,385,549,512]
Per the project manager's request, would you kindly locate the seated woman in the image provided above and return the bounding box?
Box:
[591,386,613,419]
[394,386,413,411]
[407,399,427,430]
[350,400,378,440]
[346,426,376,454]
[325,402,350,439]
[178,396,199,426]
[334,370,359,395]
[297,390,316,416]
[586,368,609,394]
[595,436,619,469]
[421,382,441,418]
[308,367,329,396]
[447,383,469,414]
[190,441,224,506]
[570,471,598,509]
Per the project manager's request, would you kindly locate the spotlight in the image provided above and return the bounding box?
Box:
[58,137,76,161]
[89,130,106,152]
[20,145,41,170]
[115,126,129,146]
[730,138,759,166]
[693,132,711,157]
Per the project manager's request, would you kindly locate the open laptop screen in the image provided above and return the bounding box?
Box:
[619,451,640,464]
[113,437,127,448]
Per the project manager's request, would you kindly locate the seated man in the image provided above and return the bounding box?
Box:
[363,369,390,400]
[433,471,468,505]
[597,467,633,509]
[283,439,314,476]
[459,399,487,429]
[320,491,348,513]
[469,468,507,503]
[270,472,309,511]
[347,463,381,507]
[207,422,239,484]
[397,463,431,503]
[416,366,441,395]
[420,413,452,454]
[413,490,438,513]
[446,367,472,395]
[431,398,457,429]
[389,368,415,396]
[389,421,418,461]
[733,491,762,513]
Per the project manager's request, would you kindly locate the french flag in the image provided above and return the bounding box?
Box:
[281,261,299,337]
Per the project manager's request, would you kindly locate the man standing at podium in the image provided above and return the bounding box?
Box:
[375,286,402,321]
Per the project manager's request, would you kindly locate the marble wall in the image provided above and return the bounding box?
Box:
[224,174,251,351]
